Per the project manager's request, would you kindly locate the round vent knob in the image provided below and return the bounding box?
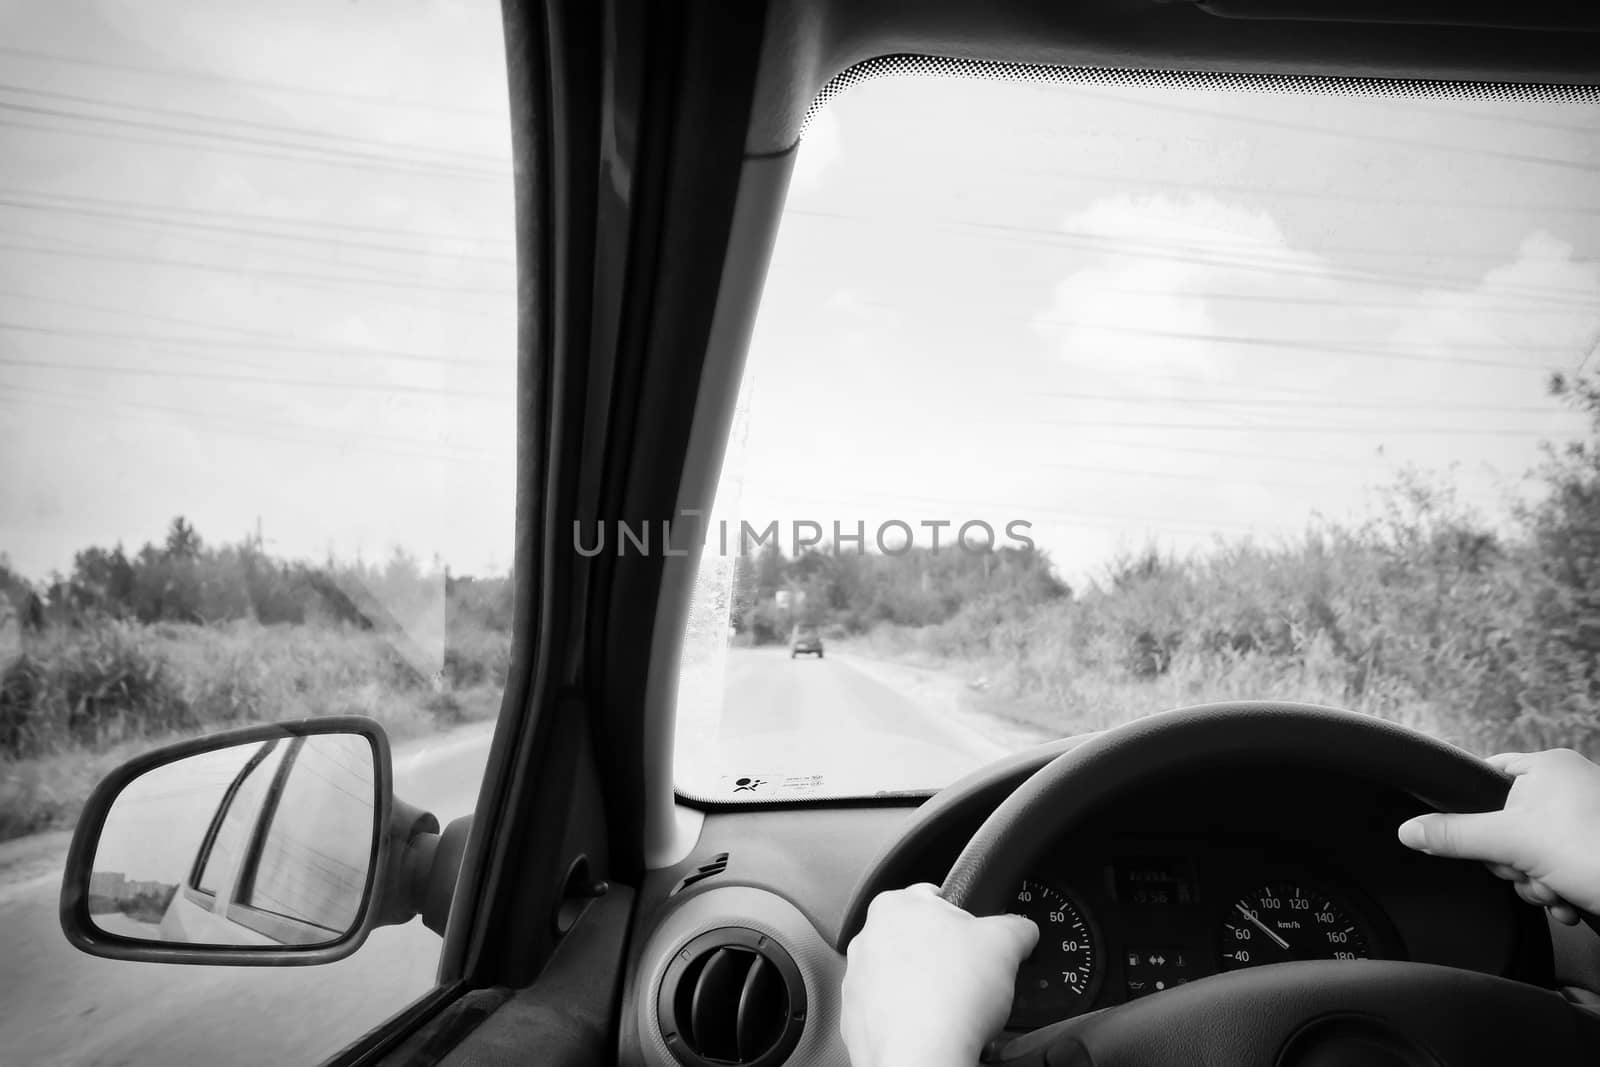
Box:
[657,928,806,1066]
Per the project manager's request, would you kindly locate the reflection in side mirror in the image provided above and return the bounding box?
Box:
[61,717,405,966]
[87,733,378,947]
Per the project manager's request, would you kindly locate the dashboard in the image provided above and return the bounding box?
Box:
[622,750,1573,1066]
[996,766,1536,1029]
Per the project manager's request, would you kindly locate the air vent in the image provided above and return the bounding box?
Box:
[657,928,806,1067]
[670,853,730,896]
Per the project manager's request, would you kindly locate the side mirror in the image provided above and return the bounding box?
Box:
[59,716,468,966]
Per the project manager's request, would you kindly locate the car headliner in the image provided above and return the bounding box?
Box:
[743,0,1600,157]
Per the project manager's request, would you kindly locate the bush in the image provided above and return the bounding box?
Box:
[443,622,513,689]
[857,467,1600,760]
[0,618,511,841]
[0,624,193,759]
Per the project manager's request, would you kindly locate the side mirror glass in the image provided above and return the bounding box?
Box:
[61,718,393,964]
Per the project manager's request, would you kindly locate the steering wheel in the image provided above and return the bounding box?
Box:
[939,701,1600,1067]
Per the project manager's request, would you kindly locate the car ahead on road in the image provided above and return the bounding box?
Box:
[790,624,823,659]
[53,3,1600,1066]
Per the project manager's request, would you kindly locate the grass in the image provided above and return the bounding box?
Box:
[0,619,509,842]
[849,624,1502,755]
[845,521,1600,762]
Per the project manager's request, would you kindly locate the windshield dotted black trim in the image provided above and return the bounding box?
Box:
[803,54,1600,134]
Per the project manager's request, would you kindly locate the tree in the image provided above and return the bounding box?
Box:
[69,545,135,616]
[752,540,785,601]
[164,516,203,560]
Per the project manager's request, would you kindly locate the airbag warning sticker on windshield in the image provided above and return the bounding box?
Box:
[722,774,824,797]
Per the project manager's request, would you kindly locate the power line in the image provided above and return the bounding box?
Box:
[958,284,1587,315]
[0,238,514,298]
[0,355,503,401]
[1373,96,1600,139]
[0,231,510,328]
[0,115,509,184]
[0,45,503,121]
[0,100,504,180]
[842,186,1598,267]
[0,82,507,166]
[0,196,514,266]
[1045,322,1570,370]
[0,286,295,340]
[0,385,499,465]
[812,485,1304,534]
[0,209,497,292]
[1028,388,1569,416]
[1091,438,1389,469]
[0,320,505,371]
[0,232,510,330]
[843,297,1585,372]
[0,396,487,469]
[1057,86,1600,177]
[790,209,1599,308]
[993,163,1600,220]
[953,415,1569,437]
[1024,458,1318,491]
[0,188,513,247]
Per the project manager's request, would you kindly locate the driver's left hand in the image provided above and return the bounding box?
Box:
[841,883,1038,1067]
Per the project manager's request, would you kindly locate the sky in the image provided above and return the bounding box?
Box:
[718,76,1600,589]
[2,5,1599,598]
[0,0,516,582]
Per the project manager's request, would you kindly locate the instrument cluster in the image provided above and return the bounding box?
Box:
[1006,844,1397,1029]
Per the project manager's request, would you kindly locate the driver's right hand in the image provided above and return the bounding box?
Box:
[1398,748,1600,925]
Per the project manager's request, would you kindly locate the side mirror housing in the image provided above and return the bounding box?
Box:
[59,716,464,966]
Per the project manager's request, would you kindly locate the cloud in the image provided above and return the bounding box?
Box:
[1392,231,1600,370]
[1022,192,1600,565]
[1034,193,1333,395]
[1366,231,1600,514]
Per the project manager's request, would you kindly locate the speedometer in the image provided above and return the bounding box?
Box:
[1219,881,1370,970]
[1006,880,1099,1028]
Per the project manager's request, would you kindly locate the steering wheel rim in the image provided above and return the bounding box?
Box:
[940,700,1510,915]
[938,701,1600,1067]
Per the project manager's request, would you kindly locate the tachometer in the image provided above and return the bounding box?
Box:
[1219,881,1369,970]
[1006,879,1098,1028]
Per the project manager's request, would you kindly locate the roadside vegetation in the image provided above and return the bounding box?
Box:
[735,373,1600,761]
[9,374,1600,839]
[0,528,511,841]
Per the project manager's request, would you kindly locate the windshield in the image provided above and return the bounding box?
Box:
[674,68,1600,802]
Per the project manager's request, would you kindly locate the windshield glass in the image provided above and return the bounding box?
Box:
[674,69,1600,802]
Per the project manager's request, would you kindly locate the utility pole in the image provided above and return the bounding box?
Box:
[251,515,278,555]
[1578,330,1599,376]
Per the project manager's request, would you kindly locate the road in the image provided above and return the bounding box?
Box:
[0,649,1031,1064]
[678,646,1046,799]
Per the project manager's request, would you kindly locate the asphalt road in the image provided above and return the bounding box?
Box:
[0,648,1022,1064]
[681,646,1027,798]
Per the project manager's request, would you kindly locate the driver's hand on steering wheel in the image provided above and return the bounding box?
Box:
[1398,748,1600,926]
[842,883,1038,1067]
